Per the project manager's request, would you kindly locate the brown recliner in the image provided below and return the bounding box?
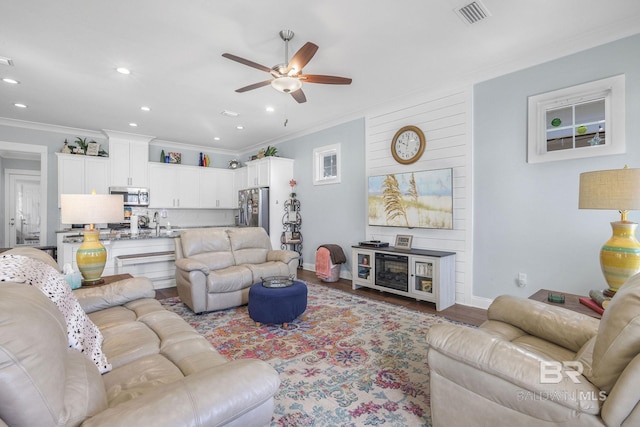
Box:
[427,275,640,427]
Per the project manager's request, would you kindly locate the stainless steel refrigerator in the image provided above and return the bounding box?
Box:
[238,187,269,234]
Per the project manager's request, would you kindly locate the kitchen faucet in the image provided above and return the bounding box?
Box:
[153,211,160,235]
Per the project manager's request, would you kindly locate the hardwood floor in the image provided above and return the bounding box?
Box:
[156,269,488,326]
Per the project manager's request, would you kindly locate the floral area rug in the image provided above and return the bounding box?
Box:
[160,283,464,427]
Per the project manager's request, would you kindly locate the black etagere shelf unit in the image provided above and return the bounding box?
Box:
[281,197,302,268]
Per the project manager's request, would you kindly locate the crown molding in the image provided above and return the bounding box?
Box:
[150,138,239,156]
[0,117,105,139]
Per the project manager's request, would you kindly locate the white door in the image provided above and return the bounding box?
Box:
[6,172,41,247]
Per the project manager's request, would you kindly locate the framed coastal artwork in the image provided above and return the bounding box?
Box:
[368,168,453,230]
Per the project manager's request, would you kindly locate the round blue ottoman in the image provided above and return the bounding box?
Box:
[248,280,308,327]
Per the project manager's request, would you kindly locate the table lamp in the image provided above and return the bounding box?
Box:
[60,192,123,284]
[579,166,640,295]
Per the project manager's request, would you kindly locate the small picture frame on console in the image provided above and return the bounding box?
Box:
[395,234,413,249]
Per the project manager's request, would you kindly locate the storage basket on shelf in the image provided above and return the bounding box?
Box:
[315,244,346,282]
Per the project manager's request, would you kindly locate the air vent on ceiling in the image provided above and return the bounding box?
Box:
[455,1,491,25]
[220,110,239,117]
[0,56,14,66]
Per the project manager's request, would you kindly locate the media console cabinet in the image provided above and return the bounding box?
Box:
[351,245,456,311]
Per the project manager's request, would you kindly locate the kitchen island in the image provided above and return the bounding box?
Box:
[57,226,236,289]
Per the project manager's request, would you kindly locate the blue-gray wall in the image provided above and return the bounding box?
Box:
[473,34,640,299]
[274,118,366,274]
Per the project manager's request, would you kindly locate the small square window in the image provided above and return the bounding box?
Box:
[313,143,341,185]
[527,75,625,163]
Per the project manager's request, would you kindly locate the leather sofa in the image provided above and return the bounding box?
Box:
[174,227,299,313]
[0,246,280,427]
[427,274,640,427]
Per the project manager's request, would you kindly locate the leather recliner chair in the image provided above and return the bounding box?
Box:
[174,227,299,313]
[427,274,640,426]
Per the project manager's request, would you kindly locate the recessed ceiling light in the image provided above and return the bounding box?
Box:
[14,103,27,108]
[213,137,221,141]
[2,78,19,84]
[140,106,151,112]
[236,125,244,130]
[129,122,138,127]
[265,106,275,112]
[116,67,131,75]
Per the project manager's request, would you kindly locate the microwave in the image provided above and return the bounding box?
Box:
[109,186,150,206]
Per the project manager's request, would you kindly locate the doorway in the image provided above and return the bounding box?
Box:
[5,170,41,246]
[0,141,48,248]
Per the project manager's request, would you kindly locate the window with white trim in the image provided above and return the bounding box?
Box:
[527,75,625,163]
[313,143,341,185]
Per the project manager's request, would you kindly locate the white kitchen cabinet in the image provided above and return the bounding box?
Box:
[105,131,152,187]
[148,163,200,208]
[234,167,247,196]
[246,158,270,187]
[56,153,110,206]
[199,168,235,208]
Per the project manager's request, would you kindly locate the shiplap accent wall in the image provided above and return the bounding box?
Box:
[365,87,473,305]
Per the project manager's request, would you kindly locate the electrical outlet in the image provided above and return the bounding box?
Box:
[517,272,527,287]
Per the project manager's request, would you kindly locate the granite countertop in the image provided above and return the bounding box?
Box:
[60,225,237,243]
[62,230,178,243]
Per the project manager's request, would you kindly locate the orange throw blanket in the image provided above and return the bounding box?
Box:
[316,247,333,280]
[315,245,346,280]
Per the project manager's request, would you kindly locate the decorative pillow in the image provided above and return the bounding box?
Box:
[0,254,111,374]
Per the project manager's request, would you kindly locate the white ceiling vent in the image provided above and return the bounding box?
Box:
[455,1,491,25]
[0,56,14,66]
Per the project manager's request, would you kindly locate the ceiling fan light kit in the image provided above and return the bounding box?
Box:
[222,29,352,103]
[271,76,302,93]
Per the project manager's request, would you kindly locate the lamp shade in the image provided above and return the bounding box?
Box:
[61,194,124,225]
[579,167,640,211]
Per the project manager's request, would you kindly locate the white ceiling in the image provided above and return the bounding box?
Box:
[1,0,639,154]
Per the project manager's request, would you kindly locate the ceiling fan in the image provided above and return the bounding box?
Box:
[222,30,352,104]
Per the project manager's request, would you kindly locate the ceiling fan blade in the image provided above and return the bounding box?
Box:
[222,53,272,73]
[235,80,273,93]
[287,42,318,73]
[299,74,352,85]
[290,88,307,104]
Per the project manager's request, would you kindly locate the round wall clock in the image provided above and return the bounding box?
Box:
[391,125,426,164]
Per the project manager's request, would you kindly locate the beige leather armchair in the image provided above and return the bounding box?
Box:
[427,275,640,427]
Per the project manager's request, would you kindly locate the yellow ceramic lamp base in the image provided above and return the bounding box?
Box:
[76,229,107,283]
[600,221,640,293]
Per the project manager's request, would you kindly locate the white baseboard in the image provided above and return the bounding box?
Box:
[470,295,493,310]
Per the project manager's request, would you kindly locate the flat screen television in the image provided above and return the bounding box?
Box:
[368,168,453,229]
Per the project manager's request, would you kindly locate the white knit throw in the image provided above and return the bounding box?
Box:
[0,254,111,374]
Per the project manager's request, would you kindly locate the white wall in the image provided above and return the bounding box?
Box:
[365,88,474,305]
[473,34,640,303]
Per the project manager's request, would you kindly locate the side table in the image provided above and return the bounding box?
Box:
[82,273,133,288]
[529,288,601,319]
